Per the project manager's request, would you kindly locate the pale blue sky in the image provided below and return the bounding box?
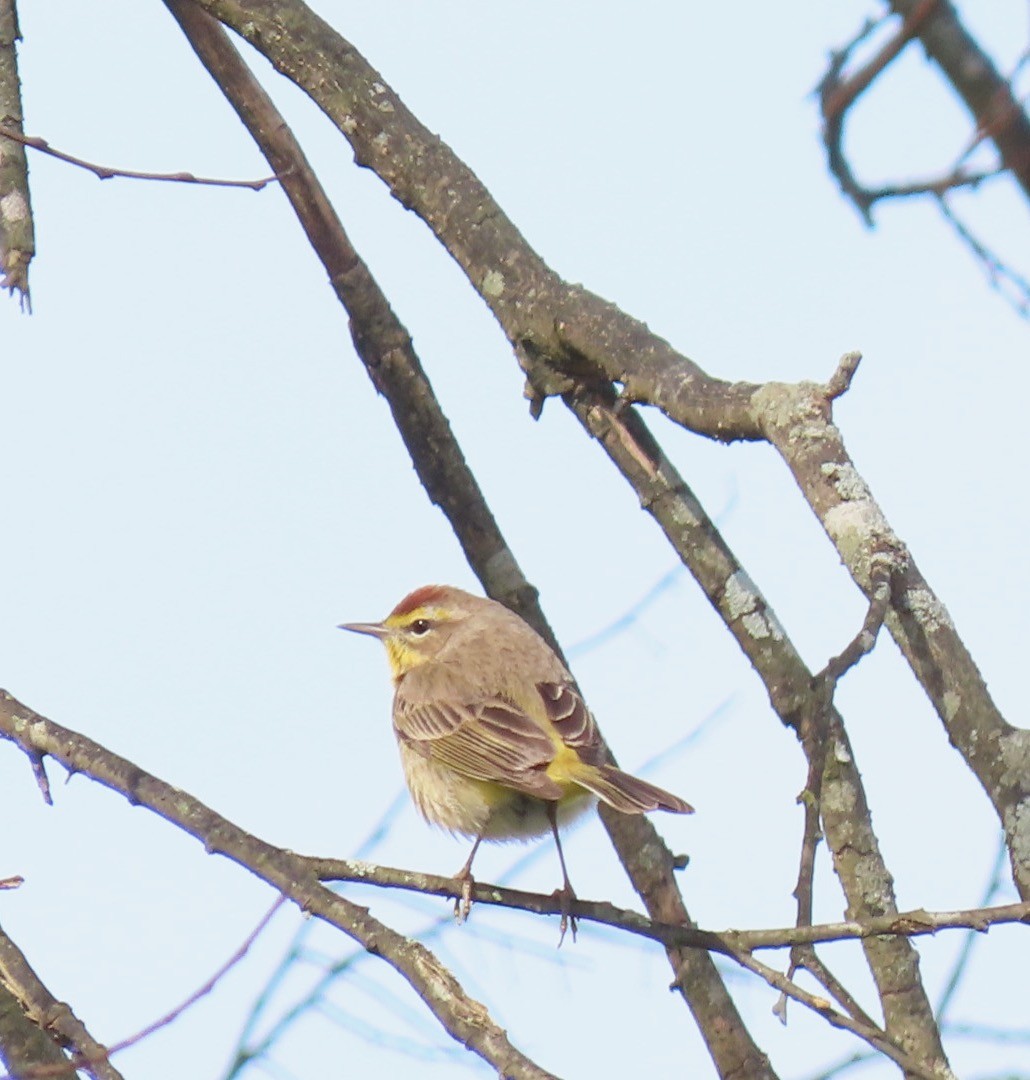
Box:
[2,3,1028,1078]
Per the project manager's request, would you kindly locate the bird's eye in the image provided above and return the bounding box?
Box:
[410,618,432,635]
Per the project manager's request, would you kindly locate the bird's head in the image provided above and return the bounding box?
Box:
[339,584,474,680]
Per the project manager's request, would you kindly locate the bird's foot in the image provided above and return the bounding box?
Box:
[453,868,475,924]
[553,883,578,946]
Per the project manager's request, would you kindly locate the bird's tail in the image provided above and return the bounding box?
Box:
[570,762,693,815]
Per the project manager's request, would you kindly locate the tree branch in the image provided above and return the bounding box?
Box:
[0,123,276,189]
[0,691,558,1080]
[725,950,947,1080]
[559,380,952,1072]
[0,0,32,307]
[3,687,1021,1077]
[182,3,1029,908]
[159,5,778,1077]
[0,923,123,1080]
[887,0,1030,202]
[311,855,1030,951]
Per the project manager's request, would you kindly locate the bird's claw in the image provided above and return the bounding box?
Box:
[553,885,578,946]
[453,870,475,924]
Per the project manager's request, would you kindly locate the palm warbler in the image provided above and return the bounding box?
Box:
[341,584,693,936]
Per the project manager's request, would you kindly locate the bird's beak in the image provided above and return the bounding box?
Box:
[338,621,390,639]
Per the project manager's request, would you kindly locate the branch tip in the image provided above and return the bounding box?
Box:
[826,352,862,400]
[27,748,53,805]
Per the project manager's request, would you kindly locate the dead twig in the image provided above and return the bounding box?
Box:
[0,123,276,189]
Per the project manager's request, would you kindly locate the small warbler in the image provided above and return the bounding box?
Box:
[341,584,693,936]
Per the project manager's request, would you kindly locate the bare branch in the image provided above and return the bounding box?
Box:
[936,196,1030,315]
[23,752,51,807]
[178,9,1029,892]
[0,981,78,1080]
[160,5,777,1077]
[0,691,559,1080]
[824,351,862,401]
[887,0,1030,202]
[0,123,276,190]
[752,365,1030,902]
[779,559,893,1018]
[310,855,1030,951]
[0,922,123,1080]
[103,898,284,1059]
[936,836,1010,1021]
[818,0,1030,216]
[558,381,950,1068]
[0,0,33,307]
[818,0,948,222]
[726,950,947,1080]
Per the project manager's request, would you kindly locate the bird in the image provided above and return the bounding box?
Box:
[340,584,693,939]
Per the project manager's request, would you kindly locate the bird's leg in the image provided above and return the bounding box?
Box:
[453,834,483,923]
[547,802,578,945]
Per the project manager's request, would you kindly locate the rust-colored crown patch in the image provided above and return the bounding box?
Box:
[389,584,449,618]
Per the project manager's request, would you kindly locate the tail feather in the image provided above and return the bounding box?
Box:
[571,763,693,815]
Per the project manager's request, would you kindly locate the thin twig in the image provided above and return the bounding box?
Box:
[25,750,51,806]
[725,950,944,1080]
[819,0,943,221]
[862,169,1000,202]
[936,196,1030,315]
[102,898,284,1058]
[797,951,877,1029]
[225,791,407,1073]
[778,559,893,1018]
[936,835,1010,1021]
[0,123,277,189]
[821,1,938,122]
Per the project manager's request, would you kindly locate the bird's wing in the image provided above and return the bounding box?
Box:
[394,685,565,799]
[536,681,607,767]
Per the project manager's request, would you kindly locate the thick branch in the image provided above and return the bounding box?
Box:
[121,3,1017,1072]
[752,363,1030,899]
[181,7,1029,894]
[560,381,952,1074]
[161,6,777,1077]
[0,0,32,306]
[0,691,556,1080]
[191,0,763,442]
[0,924,122,1080]
[0,985,78,1080]
[888,0,1030,201]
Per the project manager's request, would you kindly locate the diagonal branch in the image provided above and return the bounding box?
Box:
[0,982,79,1080]
[781,564,892,1013]
[183,2,1030,907]
[558,380,952,1074]
[728,950,946,1080]
[0,923,123,1080]
[159,4,777,1077]
[0,690,558,1080]
[886,0,1030,202]
[818,0,945,222]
